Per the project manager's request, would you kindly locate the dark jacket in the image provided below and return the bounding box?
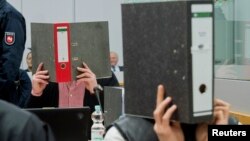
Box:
[17,69,32,108]
[0,69,31,108]
[0,100,55,141]
[119,66,124,71]
[105,116,196,141]
[106,115,240,141]
[27,73,119,112]
[107,116,158,141]
[0,0,26,103]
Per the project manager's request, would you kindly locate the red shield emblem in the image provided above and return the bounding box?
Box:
[5,32,15,45]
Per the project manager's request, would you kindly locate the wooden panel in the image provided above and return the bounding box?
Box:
[230,111,250,124]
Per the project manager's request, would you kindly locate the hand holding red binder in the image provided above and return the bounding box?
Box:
[31,62,98,96]
[31,63,49,96]
[76,62,97,94]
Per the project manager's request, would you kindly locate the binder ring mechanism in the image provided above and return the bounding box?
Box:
[60,63,66,69]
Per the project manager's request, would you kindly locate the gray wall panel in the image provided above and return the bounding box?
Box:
[75,0,123,66]
[215,78,250,114]
[21,0,74,69]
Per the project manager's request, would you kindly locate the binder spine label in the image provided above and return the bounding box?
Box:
[191,4,213,117]
[54,23,72,82]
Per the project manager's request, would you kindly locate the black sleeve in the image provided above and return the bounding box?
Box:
[26,82,59,108]
[0,79,16,101]
[26,94,45,108]
[18,69,32,108]
[0,12,26,81]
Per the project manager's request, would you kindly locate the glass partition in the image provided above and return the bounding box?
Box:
[215,0,250,80]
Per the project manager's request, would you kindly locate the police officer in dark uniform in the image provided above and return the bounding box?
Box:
[0,0,26,106]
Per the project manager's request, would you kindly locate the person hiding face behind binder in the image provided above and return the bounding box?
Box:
[26,62,119,112]
[104,85,239,141]
[153,85,232,141]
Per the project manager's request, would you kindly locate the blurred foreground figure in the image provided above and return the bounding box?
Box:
[0,100,55,141]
